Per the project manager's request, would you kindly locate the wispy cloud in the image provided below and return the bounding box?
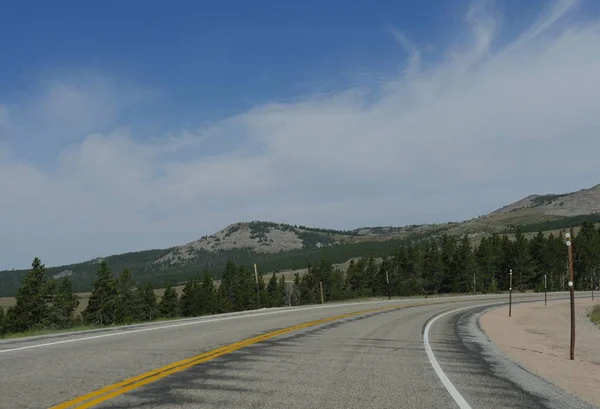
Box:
[1,0,600,268]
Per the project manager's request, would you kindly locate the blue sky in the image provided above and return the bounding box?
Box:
[1,0,600,269]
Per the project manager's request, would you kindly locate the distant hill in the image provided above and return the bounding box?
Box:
[2,184,600,297]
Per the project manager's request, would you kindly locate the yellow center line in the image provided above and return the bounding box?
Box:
[50,304,404,409]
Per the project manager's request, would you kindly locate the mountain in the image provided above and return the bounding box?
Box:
[2,184,600,297]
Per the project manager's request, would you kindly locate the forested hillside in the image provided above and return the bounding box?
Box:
[2,183,600,298]
[2,223,598,338]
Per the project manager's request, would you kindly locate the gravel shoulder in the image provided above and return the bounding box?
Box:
[480,297,600,408]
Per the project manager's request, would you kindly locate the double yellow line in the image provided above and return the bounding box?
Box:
[51,305,401,409]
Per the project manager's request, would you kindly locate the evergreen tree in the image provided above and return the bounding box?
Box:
[266,273,279,307]
[135,283,158,321]
[372,257,391,297]
[363,257,377,297]
[218,262,237,312]
[277,275,287,307]
[0,306,6,338]
[440,235,457,293]
[511,231,533,292]
[291,273,302,306]
[422,243,443,294]
[50,277,80,329]
[159,284,179,318]
[345,259,366,297]
[83,260,117,326]
[453,235,476,293]
[199,271,217,314]
[114,269,136,324]
[180,279,199,317]
[234,265,256,310]
[329,268,345,301]
[258,273,268,308]
[11,257,56,332]
[529,231,547,291]
[574,222,600,290]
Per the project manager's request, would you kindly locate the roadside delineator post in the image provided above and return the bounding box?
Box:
[566,233,575,361]
[386,271,391,300]
[509,269,513,317]
[254,263,261,308]
[319,281,324,304]
[544,274,547,306]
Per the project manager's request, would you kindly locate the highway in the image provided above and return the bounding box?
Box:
[0,292,595,409]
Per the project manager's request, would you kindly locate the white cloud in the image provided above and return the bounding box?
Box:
[1,0,600,268]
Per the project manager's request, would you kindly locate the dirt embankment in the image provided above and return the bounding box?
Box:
[481,298,600,408]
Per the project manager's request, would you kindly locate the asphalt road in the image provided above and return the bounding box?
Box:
[1,292,595,409]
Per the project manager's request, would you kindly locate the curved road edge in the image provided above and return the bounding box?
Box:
[427,302,597,409]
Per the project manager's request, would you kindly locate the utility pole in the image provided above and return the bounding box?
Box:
[473,273,476,295]
[319,281,325,304]
[566,233,575,361]
[386,271,391,300]
[254,263,261,309]
[591,275,594,301]
[509,269,513,317]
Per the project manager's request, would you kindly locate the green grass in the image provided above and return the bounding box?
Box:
[589,305,600,326]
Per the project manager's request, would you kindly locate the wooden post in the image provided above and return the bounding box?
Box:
[509,269,513,317]
[319,281,324,304]
[567,236,575,360]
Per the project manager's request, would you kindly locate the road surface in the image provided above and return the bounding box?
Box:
[0,292,595,409]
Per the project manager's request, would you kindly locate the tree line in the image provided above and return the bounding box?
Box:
[1,223,598,338]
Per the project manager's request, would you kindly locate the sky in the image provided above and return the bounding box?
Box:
[1,0,600,269]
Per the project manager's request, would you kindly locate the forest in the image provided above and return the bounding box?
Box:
[1,223,598,338]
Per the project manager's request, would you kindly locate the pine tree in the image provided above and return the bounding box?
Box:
[159,284,179,318]
[11,257,56,332]
[440,235,457,293]
[345,259,366,297]
[329,268,345,301]
[291,273,302,306]
[266,273,279,308]
[529,231,547,291]
[258,274,268,308]
[234,265,256,310]
[363,257,377,297]
[0,306,6,338]
[422,242,443,294]
[199,271,217,314]
[452,235,476,293]
[574,222,600,290]
[218,262,237,312]
[180,280,199,317]
[83,260,117,326]
[50,277,80,329]
[277,275,287,307]
[135,283,157,321]
[512,231,533,292]
[114,269,136,324]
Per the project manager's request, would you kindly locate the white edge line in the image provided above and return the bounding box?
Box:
[423,305,476,409]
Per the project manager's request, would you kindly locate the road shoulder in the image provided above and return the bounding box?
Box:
[479,298,600,408]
